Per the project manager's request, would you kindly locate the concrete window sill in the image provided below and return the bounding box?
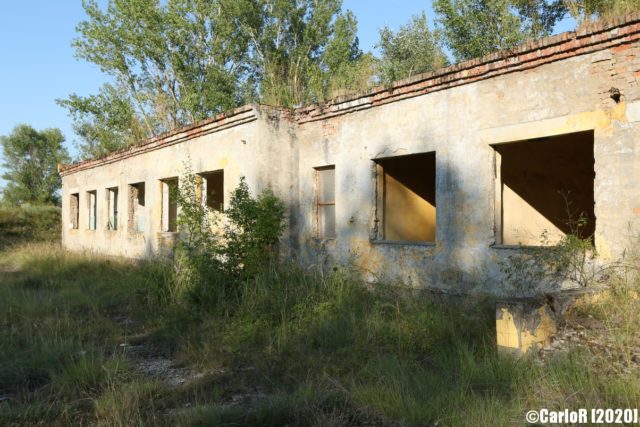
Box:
[370,240,436,247]
[492,244,563,250]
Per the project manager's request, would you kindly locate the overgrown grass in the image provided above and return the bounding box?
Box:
[0,205,60,249]
[1,242,640,425]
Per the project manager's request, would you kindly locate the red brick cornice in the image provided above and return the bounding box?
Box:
[59,105,256,176]
[60,14,640,175]
[295,13,640,123]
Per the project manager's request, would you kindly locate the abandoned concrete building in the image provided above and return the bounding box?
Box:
[60,16,640,296]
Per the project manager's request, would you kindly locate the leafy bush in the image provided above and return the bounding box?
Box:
[223,177,285,280]
[169,163,286,310]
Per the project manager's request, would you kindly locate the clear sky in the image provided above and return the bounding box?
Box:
[0,0,576,183]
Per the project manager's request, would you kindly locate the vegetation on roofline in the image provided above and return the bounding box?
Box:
[54,0,639,161]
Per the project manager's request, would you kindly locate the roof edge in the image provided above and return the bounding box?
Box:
[60,13,640,175]
[59,104,258,176]
[295,12,640,123]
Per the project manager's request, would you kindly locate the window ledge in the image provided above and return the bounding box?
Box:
[370,240,435,247]
[491,244,554,250]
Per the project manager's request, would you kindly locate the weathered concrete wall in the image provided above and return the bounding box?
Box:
[61,106,296,258]
[60,17,640,295]
[294,31,640,294]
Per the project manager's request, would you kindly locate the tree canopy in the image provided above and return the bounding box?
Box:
[59,0,371,159]
[1,125,70,206]
[565,0,640,23]
[433,0,566,62]
[377,13,448,84]
[57,0,640,160]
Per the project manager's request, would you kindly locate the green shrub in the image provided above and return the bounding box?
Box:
[169,163,286,311]
[223,177,285,280]
[0,205,60,247]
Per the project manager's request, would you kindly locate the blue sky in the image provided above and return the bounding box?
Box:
[0,1,575,174]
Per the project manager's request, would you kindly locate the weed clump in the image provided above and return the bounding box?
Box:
[150,162,286,311]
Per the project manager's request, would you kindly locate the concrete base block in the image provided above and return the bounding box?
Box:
[496,298,557,354]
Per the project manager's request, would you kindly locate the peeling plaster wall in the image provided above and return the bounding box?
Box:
[61,107,296,258]
[60,25,640,295]
[294,44,640,294]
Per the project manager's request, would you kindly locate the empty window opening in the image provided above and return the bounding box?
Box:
[70,193,79,229]
[107,187,118,230]
[199,170,224,211]
[375,152,436,243]
[315,166,335,239]
[493,131,595,246]
[87,190,97,231]
[161,178,179,232]
[128,182,146,233]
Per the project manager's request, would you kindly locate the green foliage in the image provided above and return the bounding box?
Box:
[565,0,640,23]
[223,177,286,279]
[0,244,162,425]
[0,205,61,249]
[169,162,222,306]
[499,214,611,294]
[3,242,640,425]
[60,0,251,159]
[377,12,448,84]
[0,125,70,206]
[433,0,566,61]
[167,164,286,309]
[57,83,145,159]
[61,0,372,158]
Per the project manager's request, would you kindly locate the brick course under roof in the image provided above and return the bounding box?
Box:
[59,13,640,176]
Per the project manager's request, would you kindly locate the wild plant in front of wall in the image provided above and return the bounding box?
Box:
[499,214,603,296]
[222,177,286,281]
[170,159,222,305]
[166,160,286,309]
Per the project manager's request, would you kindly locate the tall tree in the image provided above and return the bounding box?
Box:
[232,0,371,106]
[60,0,368,159]
[376,13,448,84]
[1,125,70,206]
[433,0,566,62]
[59,0,252,159]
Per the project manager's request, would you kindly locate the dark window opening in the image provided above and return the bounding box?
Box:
[161,178,178,232]
[493,130,595,246]
[375,152,436,243]
[128,182,146,233]
[200,170,224,211]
